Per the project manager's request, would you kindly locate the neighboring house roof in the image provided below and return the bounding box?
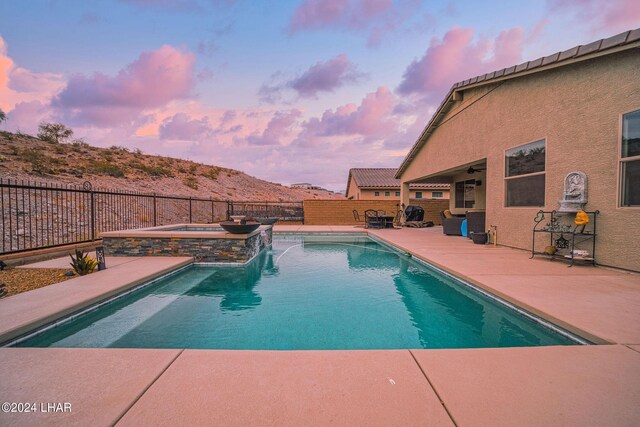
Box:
[346,168,450,196]
[396,28,640,178]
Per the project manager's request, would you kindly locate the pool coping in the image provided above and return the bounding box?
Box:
[101,223,272,239]
[0,257,193,345]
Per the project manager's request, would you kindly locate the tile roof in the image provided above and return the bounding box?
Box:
[396,28,640,178]
[349,168,450,191]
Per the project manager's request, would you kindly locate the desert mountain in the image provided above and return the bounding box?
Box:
[0,131,343,202]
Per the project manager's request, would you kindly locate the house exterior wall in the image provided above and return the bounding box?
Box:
[350,188,450,200]
[399,49,640,271]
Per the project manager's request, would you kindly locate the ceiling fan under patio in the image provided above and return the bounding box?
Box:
[467,166,486,174]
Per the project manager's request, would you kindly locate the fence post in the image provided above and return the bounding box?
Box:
[90,190,96,241]
[189,197,193,223]
[153,193,157,226]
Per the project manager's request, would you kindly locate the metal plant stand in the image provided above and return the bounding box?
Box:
[530,210,599,266]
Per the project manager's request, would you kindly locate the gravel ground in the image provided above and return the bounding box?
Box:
[0,268,77,298]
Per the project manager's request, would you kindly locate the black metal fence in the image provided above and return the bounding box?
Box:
[228,201,304,223]
[1,179,303,255]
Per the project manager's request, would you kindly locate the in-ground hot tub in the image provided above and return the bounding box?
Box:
[101,223,273,264]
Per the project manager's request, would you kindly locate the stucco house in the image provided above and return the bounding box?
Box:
[396,29,640,272]
[346,168,450,200]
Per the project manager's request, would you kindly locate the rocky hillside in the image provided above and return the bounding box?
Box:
[0,131,343,201]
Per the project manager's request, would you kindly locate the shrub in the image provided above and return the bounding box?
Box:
[183,176,198,190]
[71,139,90,149]
[69,250,97,276]
[88,160,126,177]
[37,122,73,144]
[127,161,173,177]
[188,164,197,174]
[20,150,57,174]
[201,167,219,180]
[109,145,129,153]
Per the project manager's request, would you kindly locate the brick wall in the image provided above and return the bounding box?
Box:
[303,199,449,225]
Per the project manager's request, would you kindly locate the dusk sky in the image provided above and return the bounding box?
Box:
[1,0,638,191]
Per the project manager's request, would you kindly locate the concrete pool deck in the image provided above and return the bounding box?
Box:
[1,225,639,426]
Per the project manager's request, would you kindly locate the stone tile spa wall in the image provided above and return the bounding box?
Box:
[103,227,272,263]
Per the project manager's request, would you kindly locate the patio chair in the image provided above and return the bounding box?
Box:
[439,210,465,235]
[352,209,365,226]
[392,209,404,227]
[364,209,384,229]
[466,211,486,238]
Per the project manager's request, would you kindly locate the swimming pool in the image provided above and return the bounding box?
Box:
[16,234,581,349]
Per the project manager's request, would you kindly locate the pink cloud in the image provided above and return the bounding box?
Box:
[159,113,215,141]
[288,0,349,33]
[288,0,409,47]
[6,101,53,134]
[397,27,524,100]
[290,54,363,98]
[546,0,640,34]
[0,36,66,118]
[52,45,195,127]
[296,86,398,145]
[9,67,64,93]
[247,109,302,145]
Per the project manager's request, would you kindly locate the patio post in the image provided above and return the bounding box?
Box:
[399,182,410,224]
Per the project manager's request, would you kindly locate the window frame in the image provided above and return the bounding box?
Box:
[504,138,546,208]
[395,191,400,197]
[384,191,390,197]
[619,108,640,208]
[374,191,380,197]
[432,191,443,198]
[414,191,423,199]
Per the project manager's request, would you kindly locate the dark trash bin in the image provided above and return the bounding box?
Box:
[405,206,424,222]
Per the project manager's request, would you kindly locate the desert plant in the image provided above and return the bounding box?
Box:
[183,176,199,190]
[71,139,90,149]
[201,167,219,180]
[88,160,126,177]
[38,122,73,144]
[0,108,6,125]
[69,250,97,276]
[188,164,197,174]
[20,150,57,174]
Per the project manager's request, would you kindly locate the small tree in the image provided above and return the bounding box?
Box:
[0,108,6,125]
[37,122,74,144]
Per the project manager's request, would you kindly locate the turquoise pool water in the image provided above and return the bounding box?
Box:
[17,235,579,349]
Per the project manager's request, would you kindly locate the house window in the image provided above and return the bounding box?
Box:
[395,191,400,197]
[621,109,640,206]
[505,139,545,207]
[385,191,390,197]
[432,191,443,198]
[415,191,423,199]
[374,191,380,197]
[455,180,475,208]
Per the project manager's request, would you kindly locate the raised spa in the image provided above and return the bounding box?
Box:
[101,223,272,263]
